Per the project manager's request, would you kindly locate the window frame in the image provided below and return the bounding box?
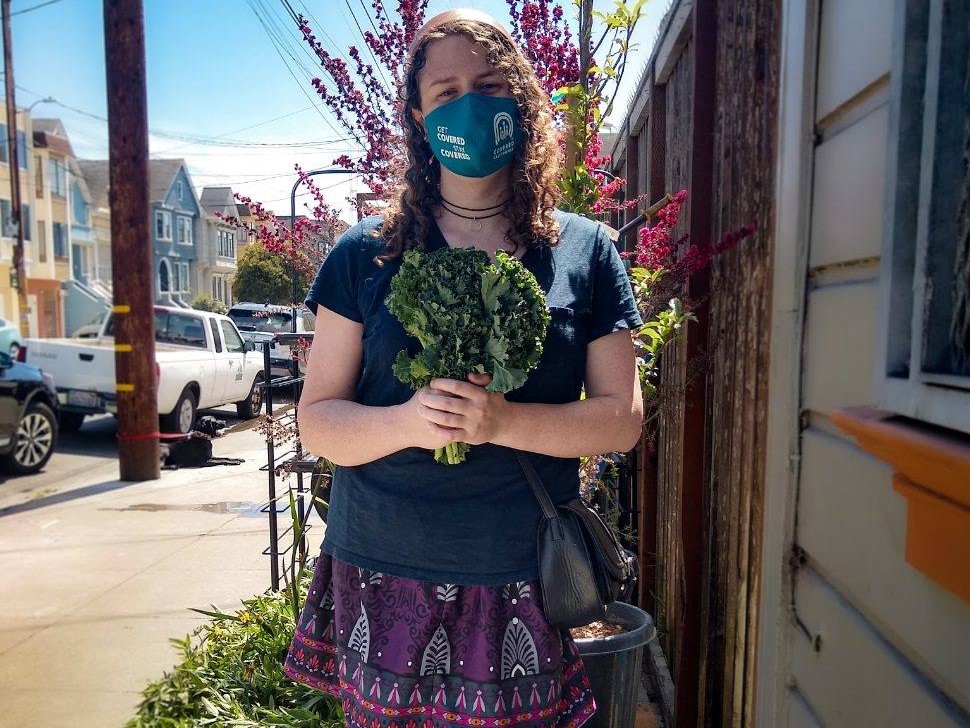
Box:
[208,317,224,353]
[177,216,193,245]
[155,210,173,241]
[876,0,970,434]
[48,158,67,197]
[34,154,44,196]
[52,222,68,259]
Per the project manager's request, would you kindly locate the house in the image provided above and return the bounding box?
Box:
[0,106,37,334]
[75,159,113,291]
[608,0,969,726]
[198,186,240,307]
[148,159,200,306]
[33,119,110,337]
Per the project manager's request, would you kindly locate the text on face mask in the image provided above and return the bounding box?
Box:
[437,127,465,145]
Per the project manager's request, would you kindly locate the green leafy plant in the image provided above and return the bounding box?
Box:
[386,247,550,464]
[124,582,343,727]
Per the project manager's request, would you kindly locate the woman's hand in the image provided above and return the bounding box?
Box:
[397,386,464,451]
[416,373,509,445]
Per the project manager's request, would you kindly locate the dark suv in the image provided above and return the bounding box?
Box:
[0,351,59,475]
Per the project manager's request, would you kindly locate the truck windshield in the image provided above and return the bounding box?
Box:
[228,308,293,333]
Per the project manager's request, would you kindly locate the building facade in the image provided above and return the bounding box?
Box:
[149,159,200,306]
[33,120,112,338]
[198,186,239,308]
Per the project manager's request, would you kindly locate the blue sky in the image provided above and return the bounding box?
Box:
[8,0,664,220]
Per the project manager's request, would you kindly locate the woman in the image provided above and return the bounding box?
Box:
[284,9,643,727]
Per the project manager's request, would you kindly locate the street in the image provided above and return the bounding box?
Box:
[0,403,321,728]
[0,400,291,505]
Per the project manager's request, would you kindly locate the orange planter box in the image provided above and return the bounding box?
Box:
[831,407,970,605]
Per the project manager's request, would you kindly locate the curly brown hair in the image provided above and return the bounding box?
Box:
[377,18,561,260]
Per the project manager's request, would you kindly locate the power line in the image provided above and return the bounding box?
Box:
[246,0,359,145]
[16,83,355,149]
[11,0,68,17]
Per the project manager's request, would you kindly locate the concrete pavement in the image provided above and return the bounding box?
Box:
[0,423,322,728]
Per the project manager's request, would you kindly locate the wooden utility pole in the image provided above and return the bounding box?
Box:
[104,0,159,480]
[2,0,30,336]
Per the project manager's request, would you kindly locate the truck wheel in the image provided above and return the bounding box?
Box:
[2,401,57,475]
[58,412,86,433]
[161,388,197,434]
[236,374,264,420]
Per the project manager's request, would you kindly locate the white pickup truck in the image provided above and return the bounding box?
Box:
[22,306,265,434]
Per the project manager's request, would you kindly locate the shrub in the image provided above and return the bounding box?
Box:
[124,579,343,727]
[189,294,228,315]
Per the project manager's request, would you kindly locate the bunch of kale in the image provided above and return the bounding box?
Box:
[386,247,550,464]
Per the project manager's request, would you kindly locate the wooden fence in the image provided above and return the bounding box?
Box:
[610,1,781,725]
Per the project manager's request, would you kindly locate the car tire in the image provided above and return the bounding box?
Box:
[1,400,57,475]
[58,412,86,433]
[236,374,264,420]
[160,387,197,434]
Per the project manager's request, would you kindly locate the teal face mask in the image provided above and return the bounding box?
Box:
[424,92,522,178]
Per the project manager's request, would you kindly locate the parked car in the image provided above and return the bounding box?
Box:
[226,302,315,378]
[0,317,22,358]
[0,351,58,475]
[20,306,264,434]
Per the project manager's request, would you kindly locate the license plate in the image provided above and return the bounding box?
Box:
[67,390,100,409]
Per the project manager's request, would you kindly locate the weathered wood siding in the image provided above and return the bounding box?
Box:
[699,1,780,727]
[655,37,693,683]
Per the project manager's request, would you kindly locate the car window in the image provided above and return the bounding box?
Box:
[220,320,246,353]
[208,318,223,353]
[227,307,293,333]
[155,311,208,349]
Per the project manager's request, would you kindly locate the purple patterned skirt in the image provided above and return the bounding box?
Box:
[284,551,597,727]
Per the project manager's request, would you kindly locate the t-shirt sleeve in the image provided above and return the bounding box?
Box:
[304,226,365,322]
[589,224,643,340]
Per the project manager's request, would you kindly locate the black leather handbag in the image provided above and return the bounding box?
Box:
[514,451,638,629]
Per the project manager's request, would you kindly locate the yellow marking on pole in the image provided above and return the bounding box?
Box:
[117,383,135,393]
[115,344,133,352]
[112,304,131,313]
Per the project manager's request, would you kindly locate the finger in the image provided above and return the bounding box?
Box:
[431,377,485,399]
[467,372,492,387]
[427,422,467,441]
[419,390,470,414]
[419,403,464,428]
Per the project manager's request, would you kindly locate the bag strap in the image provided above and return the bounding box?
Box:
[513,450,559,520]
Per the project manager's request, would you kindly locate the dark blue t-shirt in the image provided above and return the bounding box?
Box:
[304,210,642,585]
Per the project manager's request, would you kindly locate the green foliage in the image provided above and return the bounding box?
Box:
[627,266,695,400]
[386,247,550,464]
[232,243,312,306]
[556,0,646,216]
[189,294,228,315]
[124,581,344,727]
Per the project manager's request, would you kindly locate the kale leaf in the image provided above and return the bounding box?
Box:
[386,247,550,464]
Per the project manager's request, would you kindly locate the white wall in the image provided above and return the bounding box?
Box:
[760,0,970,725]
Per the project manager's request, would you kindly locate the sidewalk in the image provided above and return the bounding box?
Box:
[0,427,319,728]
